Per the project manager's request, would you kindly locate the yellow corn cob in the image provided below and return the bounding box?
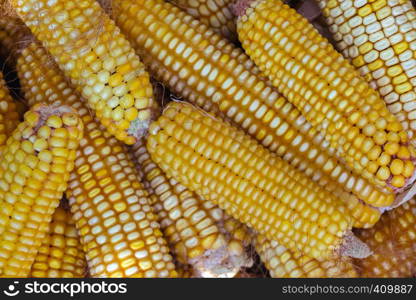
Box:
[235,0,416,192]
[146,101,368,260]
[0,71,19,149]
[29,206,87,278]
[110,0,394,213]
[10,0,157,145]
[16,41,177,278]
[255,235,358,278]
[0,103,83,277]
[354,198,416,277]
[318,0,416,143]
[169,0,237,41]
[131,139,251,277]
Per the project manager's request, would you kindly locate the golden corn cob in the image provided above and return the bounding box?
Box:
[235,0,416,192]
[255,235,358,278]
[10,0,157,145]
[0,103,83,277]
[16,41,177,278]
[354,198,416,277]
[29,206,87,278]
[131,139,251,277]
[0,71,19,149]
[318,0,416,142]
[169,0,237,41]
[146,101,368,260]
[110,0,394,214]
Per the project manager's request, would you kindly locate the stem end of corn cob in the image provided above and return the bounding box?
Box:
[231,0,256,17]
[127,116,153,143]
[339,231,372,259]
[34,105,77,129]
[389,180,416,210]
[190,244,253,278]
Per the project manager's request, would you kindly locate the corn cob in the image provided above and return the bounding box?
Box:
[131,139,251,277]
[16,41,177,278]
[0,71,19,149]
[29,206,87,278]
[10,0,157,145]
[0,103,83,277]
[255,235,358,278]
[110,0,394,214]
[317,0,416,145]
[169,0,238,41]
[354,197,416,277]
[146,101,370,260]
[235,0,416,193]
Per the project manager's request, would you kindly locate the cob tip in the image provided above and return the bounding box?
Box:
[339,231,372,259]
[389,170,416,209]
[231,0,256,17]
[29,103,82,134]
[190,245,253,278]
[128,117,153,142]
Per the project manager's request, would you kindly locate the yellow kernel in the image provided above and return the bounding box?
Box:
[403,161,415,177]
[377,153,391,166]
[108,73,123,87]
[124,107,138,121]
[397,146,410,159]
[38,150,53,163]
[363,124,376,136]
[375,118,387,130]
[391,175,405,188]
[46,116,63,129]
[368,146,382,161]
[111,107,124,122]
[374,131,387,145]
[384,142,399,155]
[120,94,134,108]
[376,166,390,181]
[62,113,79,126]
[38,126,51,139]
[25,111,40,127]
[390,159,404,176]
